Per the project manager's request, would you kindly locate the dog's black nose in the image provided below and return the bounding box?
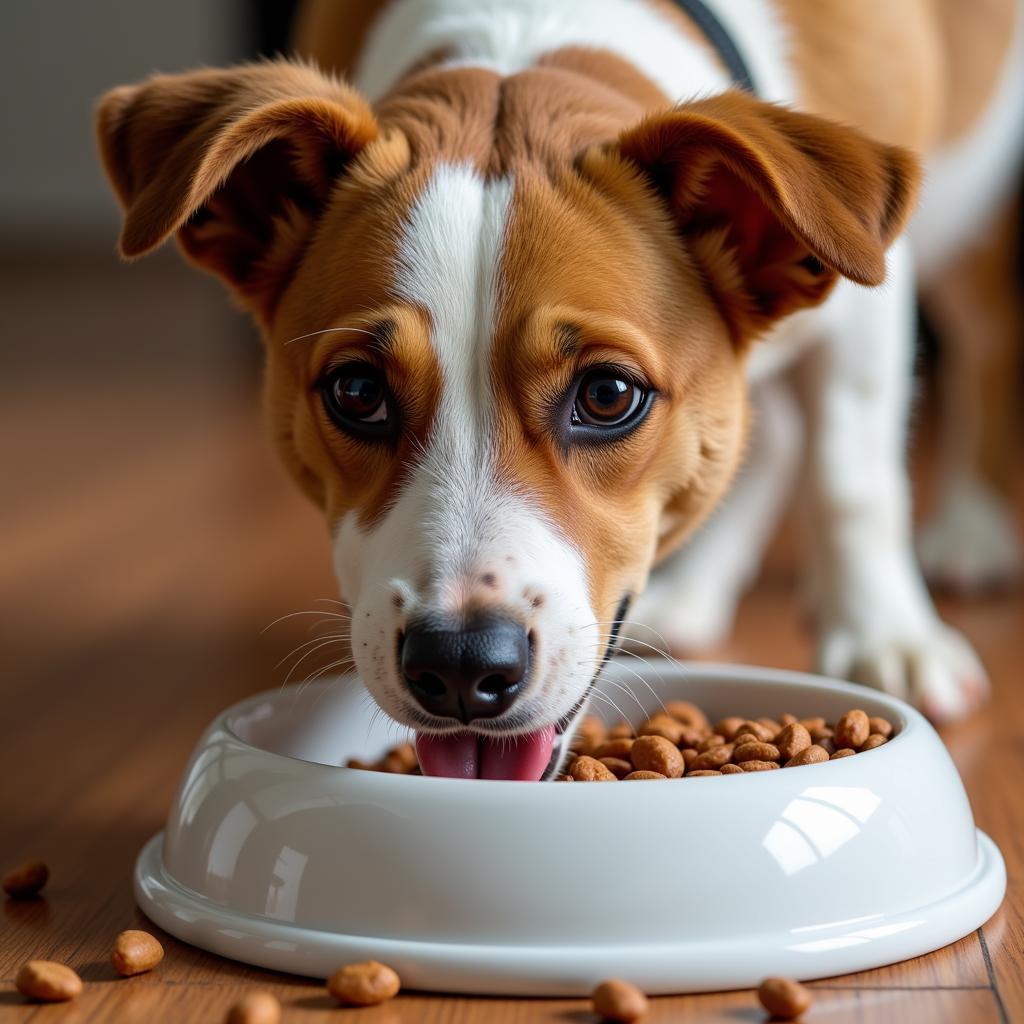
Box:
[401,614,530,722]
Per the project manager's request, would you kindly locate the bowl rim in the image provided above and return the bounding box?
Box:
[220,660,920,789]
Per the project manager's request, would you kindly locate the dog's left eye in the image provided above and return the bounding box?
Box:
[319,362,392,437]
[572,370,647,428]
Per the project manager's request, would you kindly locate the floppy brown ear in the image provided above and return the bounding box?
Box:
[96,60,378,316]
[593,91,920,343]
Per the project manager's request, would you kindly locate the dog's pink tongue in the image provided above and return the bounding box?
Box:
[415,727,555,781]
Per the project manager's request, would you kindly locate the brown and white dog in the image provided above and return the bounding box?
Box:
[96,0,1023,779]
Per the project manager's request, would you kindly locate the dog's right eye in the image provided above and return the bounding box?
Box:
[319,362,393,439]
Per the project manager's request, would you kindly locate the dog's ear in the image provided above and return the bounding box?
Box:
[96,60,379,317]
[589,91,920,343]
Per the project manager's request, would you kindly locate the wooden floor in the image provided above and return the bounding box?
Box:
[1,253,1021,1021]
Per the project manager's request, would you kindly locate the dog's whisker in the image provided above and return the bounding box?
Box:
[261,607,350,634]
[275,631,350,672]
[584,689,631,726]
[578,619,677,660]
[596,656,666,714]
[281,635,351,683]
[611,648,673,709]
[283,326,377,347]
[294,654,356,703]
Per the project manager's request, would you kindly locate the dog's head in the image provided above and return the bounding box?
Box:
[97,60,917,778]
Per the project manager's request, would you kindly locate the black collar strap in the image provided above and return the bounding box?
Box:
[671,0,757,94]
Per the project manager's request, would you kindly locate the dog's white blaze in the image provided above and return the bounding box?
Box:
[355,0,796,108]
[334,164,601,732]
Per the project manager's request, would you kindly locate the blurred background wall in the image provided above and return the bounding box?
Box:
[0,2,335,682]
[1,2,242,240]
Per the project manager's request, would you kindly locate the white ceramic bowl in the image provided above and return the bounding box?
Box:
[136,660,1004,995]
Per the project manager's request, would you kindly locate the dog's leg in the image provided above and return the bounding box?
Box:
[917,196,1023,593]
[626,381,802,655]
[796,238,988,721]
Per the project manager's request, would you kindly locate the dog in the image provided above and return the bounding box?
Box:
[96,0,1024,780]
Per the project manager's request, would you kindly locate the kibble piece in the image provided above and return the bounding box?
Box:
[737,721,774,743]
[608,721,634,739]
[681,748,699,770]
[599,757,634,779]
[775,723,811,761]
[819,737,837,755]
[380,743,418,774]
[785,744,829,768]
[714,716,746,740]
[834,709,870,750]
[739,759,779,772]
[686,769,723,777]
[226,991,282,1024]
[799,716,825,733]
[15,960,82,1002]
[869,716,894,738]
[593,738,635,760]
[637,715,685,745]
[623,770,666,780]
[665,700,709,731]
[733,742,780,764]
[721,763,744,774]
[592,979,649,1022]
[573,716,607,756]
[779,713,798,726]
[569,756,618,781]
[689,744,734,772]
[327,961,401,1006]
[757,717,781,737]
[631,735,685,778]
[677,726,707,749]
[831,748,856,759]
[112,930,164,976]
[757,976,812,1020]
[809,725,834,743]
[556,773,574,781]
[698,734,726,752]
[3,859,49,898]
[860,733,888,751]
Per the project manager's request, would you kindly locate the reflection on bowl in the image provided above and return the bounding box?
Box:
[135,660,1004,995]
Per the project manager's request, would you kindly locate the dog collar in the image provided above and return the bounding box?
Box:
[671,0,757,94]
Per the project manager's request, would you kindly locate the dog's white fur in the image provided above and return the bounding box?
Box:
[334,164,603,736]
[338,0,1012,724]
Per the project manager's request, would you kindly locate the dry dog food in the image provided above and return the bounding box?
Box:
[327,960,401,1006]
[111,930,164,976]
[351,706,894,780]
[15,960,82,1002]
[592,978,650,1021]
[757,976,813,1019]
[225,991,282,1024]
[3,859,49,898]
[561,705,892,780]
[346,743,419,774]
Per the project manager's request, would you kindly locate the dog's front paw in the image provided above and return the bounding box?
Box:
[918,477,1022,594]
[817,620,988,723]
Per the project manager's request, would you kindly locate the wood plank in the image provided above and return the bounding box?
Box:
[0,982,1005,1023]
